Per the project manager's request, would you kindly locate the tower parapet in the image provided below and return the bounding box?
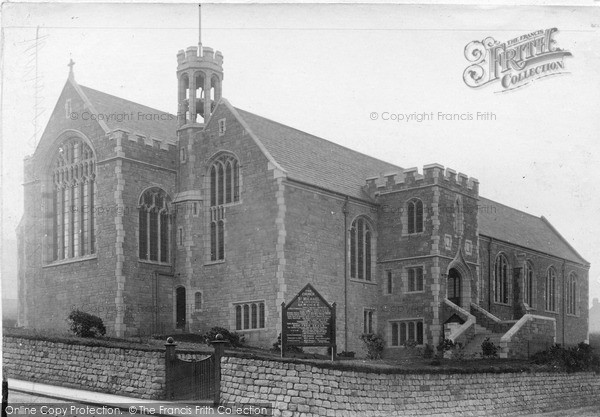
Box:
[364,163,479,199]
[176,44,224,128]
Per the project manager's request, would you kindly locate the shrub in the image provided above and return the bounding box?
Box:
[404,339,418,349]
[360,333,385,360]
[437,338,456,353]
[337,351,356,358]
[202,327,244,348]
[423,343,434,359]
[481,337,499,358]
[531,343,600,373]
[67,310,106,338]
[271,333,303,353]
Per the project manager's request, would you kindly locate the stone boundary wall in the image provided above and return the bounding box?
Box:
[221,356,600,417]
[2,336,207,399]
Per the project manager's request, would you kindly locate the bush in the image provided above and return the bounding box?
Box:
[337,351,356,358]
[360,333,385,360]
[531,343,600,373]
[423,343,434,359]
[271,333,303,353]
[481,337,499,358]
[201,327,244,348]
[67,310,106,338]
[437,338,456,353]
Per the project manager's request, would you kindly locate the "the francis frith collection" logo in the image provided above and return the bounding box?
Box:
[463,28,572,92]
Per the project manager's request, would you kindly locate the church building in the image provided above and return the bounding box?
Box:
[17,39,590,357]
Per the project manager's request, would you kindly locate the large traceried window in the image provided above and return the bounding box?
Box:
[350,217,373,281]
[210,154,240,206]
[138,188,171,263]
[494,254,510,304]
[50,138,96,261]
[407,198,423,234]
[209,154,240,262]
[546,267,557,312]
[566,272,577,315]
[524,261,535,307]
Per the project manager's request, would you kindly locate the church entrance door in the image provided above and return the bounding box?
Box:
[448,268,461,307]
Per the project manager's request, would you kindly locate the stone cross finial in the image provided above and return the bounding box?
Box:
[68,58,75,76]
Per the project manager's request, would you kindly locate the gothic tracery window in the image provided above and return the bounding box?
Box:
[524,261,535,307]
[546,267,557,312]
[50,138,96,261]
[209,154,240,261]
[138,188,171,263]
[494,253,510,304]
[407,198,423,234]
[350,217,373,281]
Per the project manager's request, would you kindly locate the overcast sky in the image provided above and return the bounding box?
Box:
[1,2,599,306]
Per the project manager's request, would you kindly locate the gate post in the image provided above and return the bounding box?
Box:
[211,334,227,406]
[164,337,177,400]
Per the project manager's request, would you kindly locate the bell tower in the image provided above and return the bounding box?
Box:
[176,45,223,127]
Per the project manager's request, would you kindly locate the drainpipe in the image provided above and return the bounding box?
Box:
[488,238,493,311]
[342,196,349,352]
[562,259,566,345]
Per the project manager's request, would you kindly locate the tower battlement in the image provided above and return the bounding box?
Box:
[108,128,177,152]
[364,163,479,198]
[177,45,224,72]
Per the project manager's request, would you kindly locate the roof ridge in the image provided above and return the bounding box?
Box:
[234,107,403,172]
[79,85,176,117]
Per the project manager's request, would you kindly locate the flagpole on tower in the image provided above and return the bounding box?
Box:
[198,4,202,51]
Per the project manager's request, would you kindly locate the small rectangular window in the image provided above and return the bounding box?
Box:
[386,271,393,294]
[407,267,424,292]
[193,202,198,217]
[180,147,187,163]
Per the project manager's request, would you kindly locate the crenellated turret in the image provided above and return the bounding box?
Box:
[176,44,224,127]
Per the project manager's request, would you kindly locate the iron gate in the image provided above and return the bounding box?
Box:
[164,339,226,403]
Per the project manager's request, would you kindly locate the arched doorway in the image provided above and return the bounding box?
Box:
[448,268,462,307]
[176,286,186,329]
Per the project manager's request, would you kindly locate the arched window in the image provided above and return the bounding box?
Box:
[50,137,96,261]
[545,267,557,312]
[524,261,535,307]
[139,188,171,263]
[494,254,510,304]
[350,217,373,281]
[407,199,423,234]
[209,154,240,262]
[194,292,202,311]
[566,272,577,315]
[210,154,240,206]
[454,198,463,236]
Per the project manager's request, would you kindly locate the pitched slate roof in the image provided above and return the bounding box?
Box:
[79,85,178,142]
[234,108,402,200]
[478,196,588,265]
